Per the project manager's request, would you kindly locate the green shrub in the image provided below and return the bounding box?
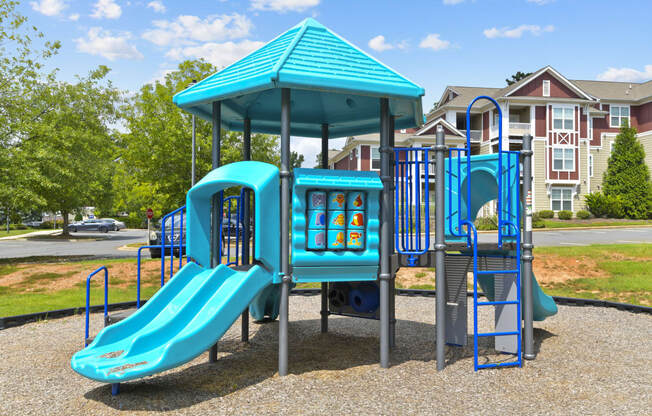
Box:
[557,210,573,220]
[531,212,545,228]
[123,216,145,229]
[538,210,554,219]
[39,221,54,229]
[585,192,608,217]
[9,224,28,230]
[474,215,498,231]
[576,209,591,219]
[602,121,652,219]
[74,213,83,221]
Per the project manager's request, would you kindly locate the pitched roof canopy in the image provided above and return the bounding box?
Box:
[173,18,425,139]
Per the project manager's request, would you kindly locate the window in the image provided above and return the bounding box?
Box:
[610,105,629,127]
[552,107,574,130]
[551,187,572,211]
[371,146,380,170]
[588,154,593,177]
[553,147,574,171]
[542,80,550,97]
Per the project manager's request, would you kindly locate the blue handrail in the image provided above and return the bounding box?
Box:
[84,266,108,346]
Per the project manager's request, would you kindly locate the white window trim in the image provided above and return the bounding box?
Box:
[551,105,575,132]
[370,145,380,171]
[550,186,573,212]
[609,104,630,128]
[552,146,575,172]
[542,79,550,97]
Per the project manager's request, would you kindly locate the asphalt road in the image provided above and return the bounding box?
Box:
[0,229,149,259]
[0,227,650,260]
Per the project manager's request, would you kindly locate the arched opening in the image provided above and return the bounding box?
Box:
[459,169,499,224]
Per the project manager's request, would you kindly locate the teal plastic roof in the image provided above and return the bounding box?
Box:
[173,18,424,138]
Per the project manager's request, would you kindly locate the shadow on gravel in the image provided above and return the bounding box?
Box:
[443,327,557,367]
[83,317,437,411]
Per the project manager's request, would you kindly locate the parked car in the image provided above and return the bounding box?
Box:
[67,219,116,233]
[99,218,126,231]
[147,213,251,258]
[148,213,186,259]
[23,220,43,228]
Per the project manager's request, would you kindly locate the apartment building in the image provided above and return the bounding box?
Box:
[329,66,652,214]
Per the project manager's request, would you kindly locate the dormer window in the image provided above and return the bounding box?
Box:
[542,80,550,97]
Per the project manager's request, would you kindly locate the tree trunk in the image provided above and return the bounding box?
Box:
[61,210,69,236]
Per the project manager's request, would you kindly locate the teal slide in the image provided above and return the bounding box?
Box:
[72,161,282,384]
[71,262,273,382]
[478,272,558,321]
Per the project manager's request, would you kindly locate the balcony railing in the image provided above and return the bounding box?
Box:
[509,122,530,131]
[463,129,482,141]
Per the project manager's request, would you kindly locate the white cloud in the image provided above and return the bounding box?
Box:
[597,65,652,82]
[147,1,166,13]
[250,0,320,13]
[442,0,465,4]
[142,14,253,47]
[148,67,175,85]
[483,24,554,39]
[69,13,80,21]
[91,0,122,19]
[75,27,143,61]
[368,35,393,52]
[165,40,264,68]
[30,0,67,16]
[419,34,451,51]
[291,136,346,168]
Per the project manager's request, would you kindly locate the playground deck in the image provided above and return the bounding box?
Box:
[2,295,649,415]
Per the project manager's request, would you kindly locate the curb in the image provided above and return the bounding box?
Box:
[1,289,649,331]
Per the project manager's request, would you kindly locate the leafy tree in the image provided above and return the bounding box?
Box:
[601,121,652,219]
[290,151,304,169]
[21,66,120,234]
[117,59,281,222]
[506,71,532,86]
[0,0,60,220]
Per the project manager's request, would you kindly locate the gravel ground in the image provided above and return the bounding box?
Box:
[0,295,650,415]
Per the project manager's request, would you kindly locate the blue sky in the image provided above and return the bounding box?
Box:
[22,0,652,166]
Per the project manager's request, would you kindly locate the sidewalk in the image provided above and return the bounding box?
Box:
[0,229,61,241]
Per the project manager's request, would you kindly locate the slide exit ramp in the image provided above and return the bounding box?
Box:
[72,161,280,383]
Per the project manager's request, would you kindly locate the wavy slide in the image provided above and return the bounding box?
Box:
[71,262,273,383]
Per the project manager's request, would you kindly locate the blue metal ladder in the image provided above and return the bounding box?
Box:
[452,96,522,370]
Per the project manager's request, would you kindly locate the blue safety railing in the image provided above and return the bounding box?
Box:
[84,266,108,346]
[220,188,246,266]
[160,205,187,285]
[394,147,431,266]
[449,95,522,370]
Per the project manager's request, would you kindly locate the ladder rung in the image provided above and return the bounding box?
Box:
[477,331,519,337]
[477,300,519,306]
[477,270,519,275]
[477,361,521,370]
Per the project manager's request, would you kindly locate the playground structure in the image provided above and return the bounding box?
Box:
[71,18,557,393]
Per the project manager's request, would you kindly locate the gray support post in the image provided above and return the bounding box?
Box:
[522,133,535,360]
[434,125,447,371]
[209,101,221,363]
[191,80,197,187]
[379,97,391,368]
[320,123,329,333]
[279,88,291,376]
[241,117,251,343]
[388,116,396,349]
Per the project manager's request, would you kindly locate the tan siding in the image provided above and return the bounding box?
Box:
[640,133,652,177]
[576,144,588,210]
[533,140,548,212]
[589,136,616,193]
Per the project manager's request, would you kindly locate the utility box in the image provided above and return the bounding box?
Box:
[291,168,383,283]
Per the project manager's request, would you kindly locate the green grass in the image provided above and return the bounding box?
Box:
[0,285,160,317]
[0,229,39,237]
[535,244,651,306]
[540,219,652,229]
